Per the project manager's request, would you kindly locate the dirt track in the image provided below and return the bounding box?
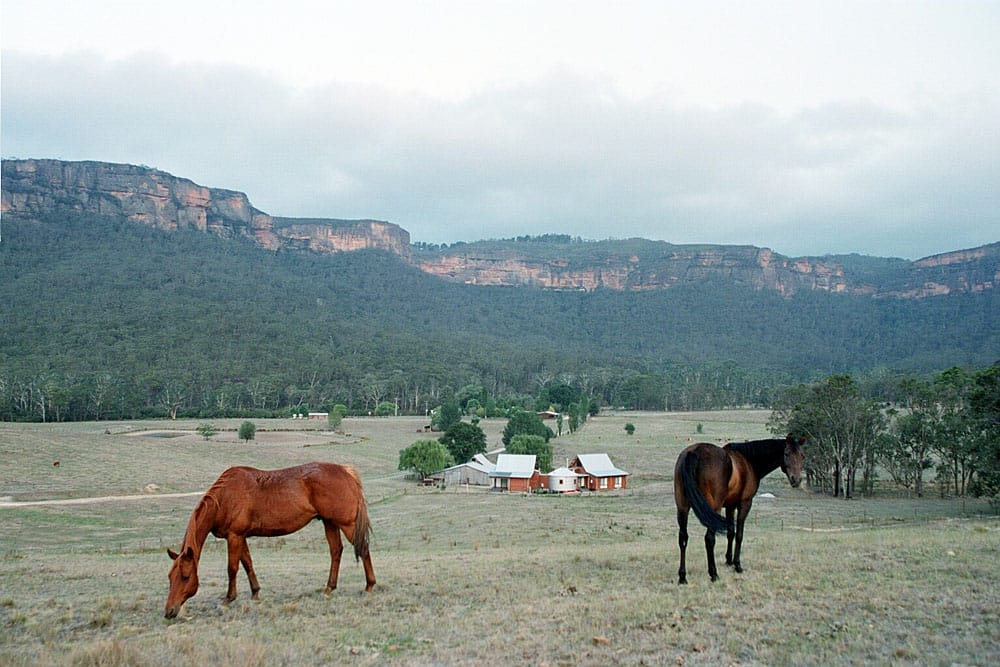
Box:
[0,491,202,508]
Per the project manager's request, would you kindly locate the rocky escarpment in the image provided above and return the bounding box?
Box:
[274,217,410,259]
[0,159,409,256]
[415,244,858,296]
[2,159,995,298]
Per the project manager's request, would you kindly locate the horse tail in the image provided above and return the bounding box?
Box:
[680,449,728,534]
[345,466,372,562]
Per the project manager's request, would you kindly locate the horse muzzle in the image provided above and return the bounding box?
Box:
[164,605,179,620]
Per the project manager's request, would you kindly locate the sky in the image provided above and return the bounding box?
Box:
[2,1,998,259]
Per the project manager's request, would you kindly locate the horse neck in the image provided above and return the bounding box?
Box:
[181,495,218,560]
[731,439,785,480]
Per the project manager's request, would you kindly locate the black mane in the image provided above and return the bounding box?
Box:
[724,438,786,480]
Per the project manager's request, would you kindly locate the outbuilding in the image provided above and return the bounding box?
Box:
[443,453,495,486]
[546,466,581,493]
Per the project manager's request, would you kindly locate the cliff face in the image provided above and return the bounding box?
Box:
[0,159,409,256]
[274,218,411,259]
[417,245,861,296]
[2,159,995,298]
[1,159,281,248]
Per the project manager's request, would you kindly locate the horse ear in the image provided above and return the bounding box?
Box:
[182,545,195,559]
[168,548,179,561]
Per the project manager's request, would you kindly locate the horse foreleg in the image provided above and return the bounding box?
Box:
[725,507,736,566]
[677,508,689,585]
[225,537,243,603]
[705,528,718,582]
[238,538,261,599]
[732,500,752,573]
[322,520,344,594]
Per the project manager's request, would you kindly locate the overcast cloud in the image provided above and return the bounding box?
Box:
[2,1,998,259]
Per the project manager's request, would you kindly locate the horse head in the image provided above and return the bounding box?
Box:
[781,434,805,488]
[165,546,199,619]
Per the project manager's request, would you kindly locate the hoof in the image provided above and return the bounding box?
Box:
[678,578,687,585]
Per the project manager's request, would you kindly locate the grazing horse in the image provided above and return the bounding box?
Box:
[165,462,376,619]
[674,435,804,584]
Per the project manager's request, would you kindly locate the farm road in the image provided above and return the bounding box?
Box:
[0,491,202,508]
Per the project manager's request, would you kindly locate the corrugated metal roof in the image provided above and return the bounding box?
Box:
[575,453,629,477]
[490,453,536,478]
[548,466,582,477]
[444,454,495,475]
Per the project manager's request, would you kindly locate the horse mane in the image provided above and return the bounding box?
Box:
[724,439,786,480]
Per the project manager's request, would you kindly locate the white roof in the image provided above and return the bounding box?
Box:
[575,453,629,477]
[548,466,581,478]
[490,453,537,478]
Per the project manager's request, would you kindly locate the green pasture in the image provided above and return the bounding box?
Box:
[1,412,997,666]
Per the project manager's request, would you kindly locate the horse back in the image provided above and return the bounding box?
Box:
[209,463,363,536]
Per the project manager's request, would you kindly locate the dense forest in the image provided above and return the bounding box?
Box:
[0,212,997,421]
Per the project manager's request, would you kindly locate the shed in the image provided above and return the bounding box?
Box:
[489,453,541,492]
[546,466,581,493]
[570,453,629,491]
[443,453,495,486]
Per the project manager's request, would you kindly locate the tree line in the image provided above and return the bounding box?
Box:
[769,362,1000,504]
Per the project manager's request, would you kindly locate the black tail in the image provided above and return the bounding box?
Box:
[680,451,728,534]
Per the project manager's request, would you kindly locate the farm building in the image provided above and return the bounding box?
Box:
[545,466,582,493]
[570,453,629,491]
[489,453,542,492]
[443,453,495,486]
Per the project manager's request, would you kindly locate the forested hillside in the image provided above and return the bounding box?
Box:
[1,211,997,421]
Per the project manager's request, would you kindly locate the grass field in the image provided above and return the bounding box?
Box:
[1,411,998,666]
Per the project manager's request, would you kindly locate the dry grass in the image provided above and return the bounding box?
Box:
[1,412,998,666]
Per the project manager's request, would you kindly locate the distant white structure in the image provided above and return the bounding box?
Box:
[546,466,581,493]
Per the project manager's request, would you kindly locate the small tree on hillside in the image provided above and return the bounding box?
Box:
[196,423,217,441]
[438,421,487,463]
[238,421,256,443]
[398,439,454,481]
[328,404,347,431]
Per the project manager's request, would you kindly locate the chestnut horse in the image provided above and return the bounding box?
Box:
[165,462,375,619]
[674,435,804,584]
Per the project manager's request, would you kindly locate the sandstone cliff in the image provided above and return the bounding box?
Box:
[414,243,863,296]
[2,158,995,298]
[1,159,409,257]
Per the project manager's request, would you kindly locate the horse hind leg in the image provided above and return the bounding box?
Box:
[322,519,344,595]
[705,528,719,582]
[725,507,736,567]
[677,507,689,585]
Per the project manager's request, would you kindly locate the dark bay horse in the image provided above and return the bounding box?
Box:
[674,435,804,584]
[165,462,376,619]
